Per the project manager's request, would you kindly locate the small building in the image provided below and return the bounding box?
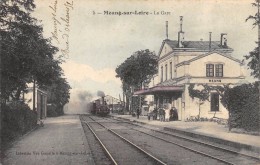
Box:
[24,83,47,120]
[104,95,124,113]
[135,17,246,121]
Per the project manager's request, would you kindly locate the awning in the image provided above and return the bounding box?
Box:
[134,85,184,95]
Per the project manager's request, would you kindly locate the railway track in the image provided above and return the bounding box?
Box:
[80,115,166,165]
[105,116,260,165]
[109,117,260,161]
[81,115,260,164]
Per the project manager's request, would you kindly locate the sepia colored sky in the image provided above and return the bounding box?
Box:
[33,0,257,109]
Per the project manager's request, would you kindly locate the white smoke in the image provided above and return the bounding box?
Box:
[64,89,94,114]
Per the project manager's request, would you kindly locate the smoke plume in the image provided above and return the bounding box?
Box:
[64,90,94,114]
[97,90,105,97]
[78,91,93,102]
[64,90,108,114]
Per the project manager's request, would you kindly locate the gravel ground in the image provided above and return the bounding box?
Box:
[80,121,112,165]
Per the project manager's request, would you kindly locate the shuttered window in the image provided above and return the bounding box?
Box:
[206,64,214,77]
[215,64,223,77]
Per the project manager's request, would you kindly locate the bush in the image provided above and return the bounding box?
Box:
[47,104,58,117]
[47,104,64,117]
[1,102,37,146]
[241,91,259,131]
[55,105,64,115]
[226,82,260,131]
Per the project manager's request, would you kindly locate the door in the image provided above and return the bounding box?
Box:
[211,93,219,112]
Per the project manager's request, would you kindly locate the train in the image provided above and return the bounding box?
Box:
[90,96,110,116]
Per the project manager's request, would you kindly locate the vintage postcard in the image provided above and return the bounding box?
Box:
[1,0,259,164]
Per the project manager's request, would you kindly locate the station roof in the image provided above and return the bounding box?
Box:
[165,40,232,50]
[158,39,234,59]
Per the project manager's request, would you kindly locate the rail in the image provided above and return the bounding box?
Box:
[81,116,118,165]
[109,116,260,165]
[82,115,167,165]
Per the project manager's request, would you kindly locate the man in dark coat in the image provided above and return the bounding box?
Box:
[172,107,178,121]
[159,108,165,122]
[153,108,158,120]
[136,108,140,119]
[170,107,174,121]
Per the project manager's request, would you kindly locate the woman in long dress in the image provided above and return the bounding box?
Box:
[165,107,170,122]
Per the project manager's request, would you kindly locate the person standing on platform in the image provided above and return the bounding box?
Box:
[165,106,170,122]
[136,108,140,119]
[172,107,178,121]
[170,107,174,121]
[153,108,158,120]
[159,107,165,122]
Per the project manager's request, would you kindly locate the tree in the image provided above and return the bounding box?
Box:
[223,83,260,131]
[116,49,158,87]
[245,0,260,112]
[188,84,210,119]
[1,0,36,101]
[245,47,259,78]
[0,0,67,103]
[115,49,158,112]
[188,84,229,119]
[43,76,71,115]
[0,0,36,30]
[1,23,61,100]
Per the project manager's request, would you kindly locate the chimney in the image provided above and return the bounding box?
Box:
[166,21,168,39]
[209,32,212,51]
[220,33,227,47]
[178,16,185,48]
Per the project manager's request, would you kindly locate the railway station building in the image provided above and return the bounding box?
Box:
[134,18,246,121]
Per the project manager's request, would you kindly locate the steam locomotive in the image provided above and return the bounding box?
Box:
[90,96,110,116]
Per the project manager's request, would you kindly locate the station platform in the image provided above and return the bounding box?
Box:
[2,115,95,165]
[111,114,260,154]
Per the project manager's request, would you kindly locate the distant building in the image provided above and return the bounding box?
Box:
[134,17,246,120]
[104,95,124,113]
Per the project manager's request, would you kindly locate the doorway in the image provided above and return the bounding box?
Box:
[210,93,219,112]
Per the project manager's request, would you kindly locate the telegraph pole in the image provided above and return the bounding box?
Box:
[33,79,36,111]
[257,0,260,132]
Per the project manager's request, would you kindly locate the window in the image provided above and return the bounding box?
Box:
[161,66,163,82]
[165,64,168,80]
[206,64,214,77]
[206,64,224,77]
[215,64,223,77]
[170,62,172,79]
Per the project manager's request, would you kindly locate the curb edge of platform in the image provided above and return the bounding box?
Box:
[163,127,260,153]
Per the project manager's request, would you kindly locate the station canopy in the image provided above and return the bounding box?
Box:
[133,85,184,95]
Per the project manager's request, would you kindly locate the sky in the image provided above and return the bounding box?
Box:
[32,0,258,113]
